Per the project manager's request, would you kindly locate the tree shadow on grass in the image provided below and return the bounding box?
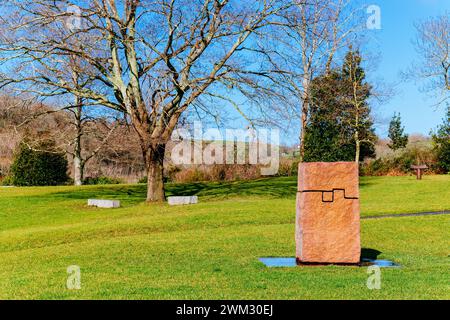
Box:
[51,185,148,205]
[167,177,298,200]
[48,177,298,204]
[47,176,370,204]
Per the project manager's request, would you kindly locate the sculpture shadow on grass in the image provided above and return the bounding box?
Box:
[361,248,382,260]
[359,181,374,188]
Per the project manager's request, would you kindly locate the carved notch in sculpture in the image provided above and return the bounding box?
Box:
[296,162,361,265]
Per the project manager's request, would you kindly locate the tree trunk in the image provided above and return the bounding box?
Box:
[74,156,84,186]
[144,144,166,202]
[299,76,310,162]
[354,97,360,163]
[299,98,309,162]
[73,101,84,186]
[355,132,360,163]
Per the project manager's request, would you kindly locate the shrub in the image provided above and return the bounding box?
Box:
[138,164,265,184]
[432,106,450,173]
[138,176,147,184]
[277,159,299,177]
[208,165,227,181]
[1,175,14,186]
[11,140,69,186]
[174,167,206,183]
[360,145,437,176]
[83,176,123,185]
[164,165,182,183]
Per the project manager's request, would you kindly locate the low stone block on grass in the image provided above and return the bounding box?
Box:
[88,199,121,209]
[168,196,198,206]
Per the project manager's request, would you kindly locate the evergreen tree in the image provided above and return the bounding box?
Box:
[432,106,450,173]
[388,113,409,151]
[304,72,355,162]
[11,139,69,186]
[304,50,377,162]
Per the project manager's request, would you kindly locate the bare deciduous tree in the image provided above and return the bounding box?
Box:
[13,59,120,186]
[411,14,450,105]
[0,0,286,201]
[341,49,376,163]
[263,0,365,160]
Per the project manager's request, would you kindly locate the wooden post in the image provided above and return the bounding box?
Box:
[411,165,428,180]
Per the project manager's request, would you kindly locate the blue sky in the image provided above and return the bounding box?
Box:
[245,0,450,145]
[367,0,449,138]
[1,1,448,145]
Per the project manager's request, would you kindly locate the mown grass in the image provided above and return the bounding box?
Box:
[0,175,448,299]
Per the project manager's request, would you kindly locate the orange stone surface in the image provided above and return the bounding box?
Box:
[296,162,361,264]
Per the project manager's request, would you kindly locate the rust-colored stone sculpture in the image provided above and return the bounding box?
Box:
[296,162,361,265]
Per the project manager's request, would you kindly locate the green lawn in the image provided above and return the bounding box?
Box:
[0,175,449,299]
